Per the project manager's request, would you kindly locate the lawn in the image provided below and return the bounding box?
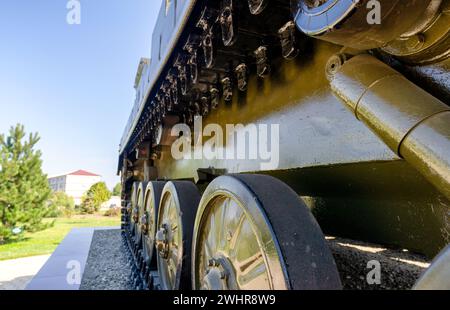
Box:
[0,214,120,261]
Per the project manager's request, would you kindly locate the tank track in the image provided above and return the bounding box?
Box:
[120,204,160,290]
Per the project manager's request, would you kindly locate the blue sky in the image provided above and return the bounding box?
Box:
[0,0,161,189]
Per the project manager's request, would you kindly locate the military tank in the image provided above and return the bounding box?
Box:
[118,0,450,290]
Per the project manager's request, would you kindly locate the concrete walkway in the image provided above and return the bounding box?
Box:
[26,227,119,290]
[0,255,50,290]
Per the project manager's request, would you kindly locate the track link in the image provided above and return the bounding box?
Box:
[121,206,160,290]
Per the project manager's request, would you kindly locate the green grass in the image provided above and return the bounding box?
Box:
[0,215,120,261]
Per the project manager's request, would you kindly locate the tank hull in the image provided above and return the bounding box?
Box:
[119,0,450,264]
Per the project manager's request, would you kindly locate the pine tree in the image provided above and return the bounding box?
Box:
[0,124,52,243]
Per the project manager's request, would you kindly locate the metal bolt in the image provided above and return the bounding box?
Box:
[405,33,425,51]
[325,54,347,81]
[226,231,233,241]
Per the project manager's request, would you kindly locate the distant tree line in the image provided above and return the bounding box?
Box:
[112,183,121,196]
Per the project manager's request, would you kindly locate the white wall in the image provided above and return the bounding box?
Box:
[101,196,121,210]
[64,175,102,205]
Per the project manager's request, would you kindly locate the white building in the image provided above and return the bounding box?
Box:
[48,170,102,205]
[100,196,121,211]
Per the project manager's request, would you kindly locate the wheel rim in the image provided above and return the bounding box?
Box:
[193,175,342,290]
[136,186,144,237]
[142,182,165,265]
[193,188,288,290]
[156,185,183,290]
[129,182,140,235]
[135,182,147,244]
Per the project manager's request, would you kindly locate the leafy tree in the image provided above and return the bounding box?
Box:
[90,182,111,206]
[112,183,122,196]
[0,124,52,243]
[47,192,75,218]
[80,182,111,214]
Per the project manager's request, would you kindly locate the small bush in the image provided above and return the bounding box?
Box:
[104,207,120,217]
[47,192,75,218]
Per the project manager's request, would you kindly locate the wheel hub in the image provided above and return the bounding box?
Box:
[132,207,139,223]
[140,213,149,235]
[126,203,132,214]
[155,224,169,259]
[201,257,237,290]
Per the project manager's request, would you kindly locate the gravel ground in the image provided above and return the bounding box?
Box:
[80,229,431,290]
[327,236,430,290]
[80,229,134,290]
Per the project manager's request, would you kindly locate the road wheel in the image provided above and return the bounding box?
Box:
[134,182,148,246]
[192,174,342,290]
[141,181,166,268]
[129,182,140,238]
[156,181,201,290]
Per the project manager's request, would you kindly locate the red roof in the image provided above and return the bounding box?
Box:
[68,170,100,177]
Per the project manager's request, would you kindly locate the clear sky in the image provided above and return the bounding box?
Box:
[0,0,161,189]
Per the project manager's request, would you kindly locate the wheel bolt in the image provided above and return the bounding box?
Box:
[208,258,216,267]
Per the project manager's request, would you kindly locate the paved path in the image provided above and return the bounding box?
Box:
[0,255,50,290]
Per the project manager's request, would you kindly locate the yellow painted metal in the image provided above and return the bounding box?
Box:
[147,42,448,258]
[293,0,434,50]
[268,160,449,258]
[330,54,450,200]
[155,42,397,180]
[383,0,450,65]
[401,111,450,200]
